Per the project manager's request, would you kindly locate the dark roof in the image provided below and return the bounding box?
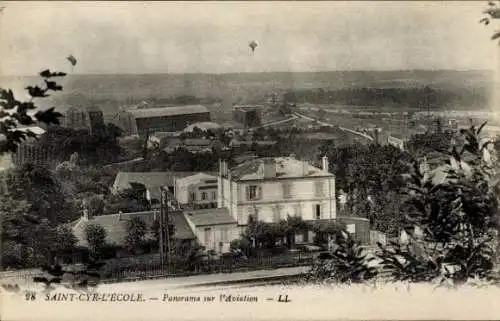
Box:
[72,210,196,247]
[185,208,236,227]
[129,105,209,119]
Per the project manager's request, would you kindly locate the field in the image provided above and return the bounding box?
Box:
[0,69,493,114]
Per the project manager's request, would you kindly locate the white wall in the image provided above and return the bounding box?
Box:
[176,176,218,205]
[193,224,240,253]
[222,176,336,226]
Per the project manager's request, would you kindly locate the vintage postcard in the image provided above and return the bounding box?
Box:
[1,1,500,320]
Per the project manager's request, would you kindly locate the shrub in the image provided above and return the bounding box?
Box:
[308,230,377,284]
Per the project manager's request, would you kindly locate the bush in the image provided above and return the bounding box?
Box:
[308,230,377,284]
[84,223,108,260]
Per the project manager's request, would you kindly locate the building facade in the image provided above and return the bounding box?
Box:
[232,106,261,128]
[63,105,105,134]
[174,173,219,208]
[129,105,211,136]
[217,156,336,230]
[184,208,239,253]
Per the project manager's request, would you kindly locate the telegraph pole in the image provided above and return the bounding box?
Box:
[159,188,165,271]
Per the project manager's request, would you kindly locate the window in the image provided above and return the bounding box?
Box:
[246,185,261,201]
[189,192,196,202]
[201,192,207,200]
[294,204,302,217]
[315,204,322,220]
[282,183,292,199]
[273,206,281,222]
[204,227,212,245]
[212,191,217,200]
[314,181,325,197]
[220,227,229,242]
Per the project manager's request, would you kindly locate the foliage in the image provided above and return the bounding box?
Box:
[84,223,108,260]
[0,69,64,155]
[377,122,499,284]
[1,195,77,268]
[40,123,124,166]
[124,217,148,252]
[3,163,78,223]
[103,182,151,214]
[150,217,176,250]
[308,230,377,283]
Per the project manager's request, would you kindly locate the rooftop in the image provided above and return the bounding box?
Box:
[129,105,209,119]
[72,210,196,247]
[185,208,236,227]
[229,157,333,181]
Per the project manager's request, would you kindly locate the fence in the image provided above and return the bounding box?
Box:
[102,252,315,283]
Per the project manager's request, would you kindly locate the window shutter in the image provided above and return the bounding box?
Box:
[257,186,262,200]
[245,186,250,200]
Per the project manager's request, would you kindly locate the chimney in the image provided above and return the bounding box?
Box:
[262,159,276,179]
[322,155,329,172]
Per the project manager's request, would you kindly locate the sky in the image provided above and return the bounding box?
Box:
[0,1,498,75]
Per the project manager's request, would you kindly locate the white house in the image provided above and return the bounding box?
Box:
[217,156,336,231]
[184,208,239,253]
[174,172,219,208]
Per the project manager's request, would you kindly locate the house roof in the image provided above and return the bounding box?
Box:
[185,208,236,227]
[175,172,218,186]
[229,157,333,181]
[72,210,196,247]
[129,105,209,119]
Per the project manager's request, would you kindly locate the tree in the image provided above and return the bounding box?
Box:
[85,224,107,260]
[124,217,147,252]
[378,122,499,284]
[151,217,175,251]
[0,69,64,155]
[4,163,78,224]
[103,182,150,214]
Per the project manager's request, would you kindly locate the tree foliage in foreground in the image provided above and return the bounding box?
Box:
[0,69,64,154]
[377,122,499,284]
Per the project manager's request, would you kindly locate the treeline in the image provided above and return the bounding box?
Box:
[284,86,489,109]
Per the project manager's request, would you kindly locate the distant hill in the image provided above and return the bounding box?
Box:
[0,70,493,113]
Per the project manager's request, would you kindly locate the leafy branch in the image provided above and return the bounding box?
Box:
[0,69,66,154]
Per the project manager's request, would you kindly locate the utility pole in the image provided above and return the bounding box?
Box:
[159,188,165,271]
[160,187,171,271]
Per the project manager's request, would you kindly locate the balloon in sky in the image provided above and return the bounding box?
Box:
[66,54,77,66]
[249,41,258,52]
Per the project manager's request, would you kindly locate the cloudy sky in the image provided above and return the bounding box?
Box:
[0,1,497,75]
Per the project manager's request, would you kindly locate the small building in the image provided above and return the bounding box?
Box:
[63,105,105,135]
[129,105,211,137]
[232,106,261,128]
[184,122,221,133]
[163,138,214,154]
[9,126,60,168]
[174,173,219,209]
[229,139,277,149]
[184,208,239,253]
[112,171,217,207]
